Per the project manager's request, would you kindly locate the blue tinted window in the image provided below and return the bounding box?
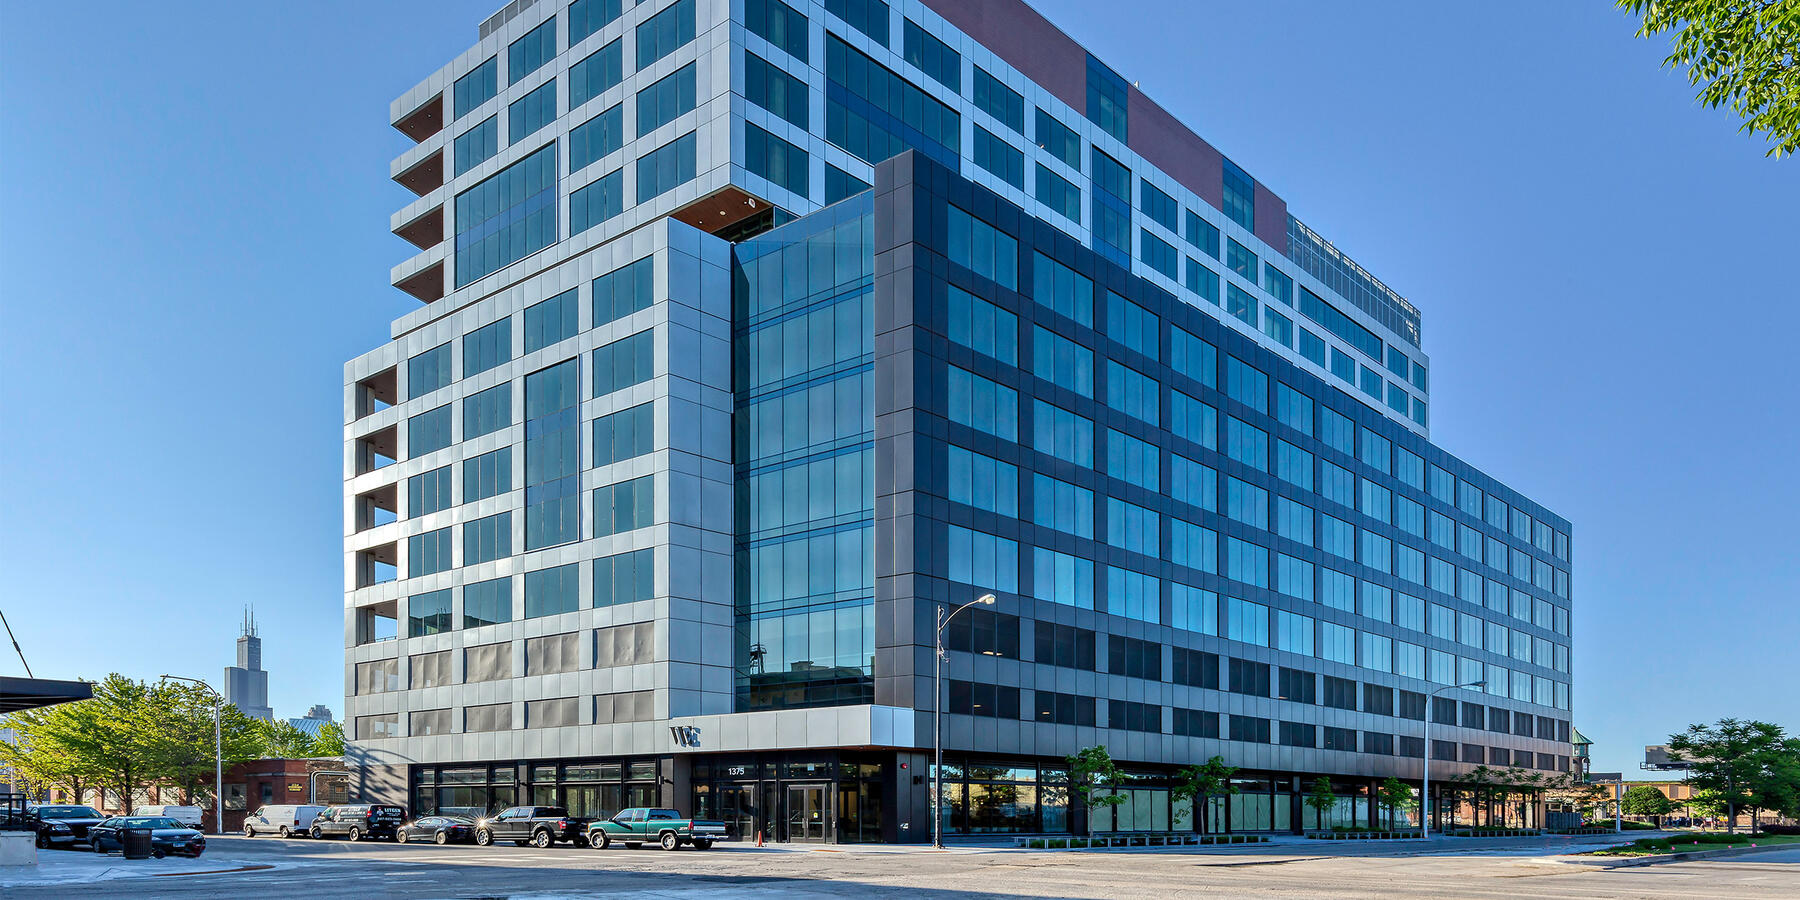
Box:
[1170,327,1216,388]
[1106,567,1160,624]
[973,125,1024,189]
[524,563,579,618]
[1032,399,1092,467]
[594,474,654,537]
[1036,164,1081,223]
[409,405,453,457]
[409,589,452,637]
[1104,360,1159,426]
[1262,307,1293,347]
[636,132,697,202]
[946,524,1018,593]
[1262,264,1293,306]
[508,17,557,84]
[1170,390,1215,450]
[593,330,654,397]
[508,79,557,144]
[747,0,809,62]
[1089,149,1132,268]
[1031,472,1091,537]
[902,18,959,91]
[1140,181,1178,233]
[569,0,623,45]
[523,288,578,354]
[1185,258,1220,304]
[825,35,959,168]
[948,445,1019,516]
[1035,108,1080,170]
[1222,158,1255,231]
[1226,357,1268,413]
[1226,284,1257,327]
[524,360,581,549]
[1185,211,1220,258]
[455,144,556,287]
[637,0,696,68]
[463,511,512,566]
[825,164,870,203]
[593,402,654,467]
[1084,53,1128,142]
[1329,347,1357,384]
[408,465,453,517]
[1034,548,1094,610]
[946,285,1017,365]
[1171,519,1218,574]
[746,122,809,196]
[1106,429,1159,490]
[946,206,1018,289]
[1107,290,1160,360]
[570,169,625,235]
[594,548,655,608]
[1031,252,1093,326]
[637,63,697,135]
[1140,230,1177,281]
[1297,329,1327,367]
[408,526,452,577]
[571,104,624,172]
[825,0,888,45]
[1170,455,1216,512]
[746,52,809,128]
[570,39,624,110]
[594,256,655,326]
[973,67,1023,133]
[464,318,512,378]
[454,117,498,176]
[454,57,498,119]
[463,383,512,440]
[1226,416,1268,471]
[1031,325,1092,397]
[1299,287,1384,361]
[947,366,1018,441]
[464,446,513,503]
[1276,440,1313,491]
[409,343,452,399]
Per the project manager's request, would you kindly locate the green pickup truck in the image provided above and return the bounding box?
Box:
[586,807,727,850]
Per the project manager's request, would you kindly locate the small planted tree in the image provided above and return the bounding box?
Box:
[1066,746,1127,836]
[1378,777,1416,831]
[1304,777,1337,831]
[1621,785,1676,827]
[1170,756,1237,832]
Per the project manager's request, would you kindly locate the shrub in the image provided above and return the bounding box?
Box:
[1760,824,1800,836]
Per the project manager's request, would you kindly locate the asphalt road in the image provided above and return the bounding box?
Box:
[7,834,1798,899]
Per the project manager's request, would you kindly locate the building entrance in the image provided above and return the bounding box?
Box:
[785,784,830,842]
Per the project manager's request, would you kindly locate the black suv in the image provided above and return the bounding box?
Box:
[309,804,405,841]
[475,806,593,848]
[25,805,107,849]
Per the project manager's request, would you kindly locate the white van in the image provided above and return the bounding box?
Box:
[137,805,204,827]
[243,804,328,837]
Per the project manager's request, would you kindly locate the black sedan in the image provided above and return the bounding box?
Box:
[27,805,107,849]
[89,816,207,858]
[398,815,477,844]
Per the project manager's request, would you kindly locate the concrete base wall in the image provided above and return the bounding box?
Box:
[0,831,36,866]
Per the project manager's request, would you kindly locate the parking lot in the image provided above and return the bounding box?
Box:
[5,833,1799,899]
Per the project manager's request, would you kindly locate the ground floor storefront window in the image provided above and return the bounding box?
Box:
[690,752,888,844]
[410,758,660,819]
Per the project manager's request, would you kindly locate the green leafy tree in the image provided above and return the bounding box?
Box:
[255,718,323,759]
[1621,784,1676,824]
[1304,777,1338,830]
[141,683,265,807]
[1169,756,1237,829]
[1377,777,1416,830]
[1617,0,1800,157]
[312,721,346,757]
[1668,718,1793,832]
[1689,787,1730,826]
[52,675,157,813]
[0,699,100,804]
[1065,746,1127,836]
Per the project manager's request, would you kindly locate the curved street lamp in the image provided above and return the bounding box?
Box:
[932,592,996,850]
[1421,680,1486,839]
[161,675,224,835]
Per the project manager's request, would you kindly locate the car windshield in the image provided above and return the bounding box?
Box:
[115,818,180,828]
[38,807,103,819]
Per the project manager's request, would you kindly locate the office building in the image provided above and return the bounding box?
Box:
[225,608,274,721]
[345,0,1575,841]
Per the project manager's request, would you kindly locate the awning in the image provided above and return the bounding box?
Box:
[0,676,93,714]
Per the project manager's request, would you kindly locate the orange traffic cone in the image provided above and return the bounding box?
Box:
[756,829,764,847]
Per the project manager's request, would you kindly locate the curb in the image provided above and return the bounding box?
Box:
[1563,841,1798,868]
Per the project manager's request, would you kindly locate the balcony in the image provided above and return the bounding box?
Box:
[354,483,398,532]
[354,543,398,591]
[395,150,444,197]
[354,424,398,475]
[354,366,397,419]
[393,94,444,143]
[395,260,445,303]
[394,206,444,251]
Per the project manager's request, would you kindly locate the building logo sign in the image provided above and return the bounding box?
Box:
[670,725,701,748]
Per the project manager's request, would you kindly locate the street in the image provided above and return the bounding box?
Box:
[4,834,1798,899]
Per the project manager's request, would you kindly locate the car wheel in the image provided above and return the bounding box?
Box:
[94,840,107,854]
[590,831,610,850]
[475,829,492,846]
[347,827,362,842]
[398,830,410,844]
[660,832,680,851]
[244,825,256,837]
[35,833,49,850]
[311,827,323,840]
[152,848,167,860]
[531,829,553,849]
[279,826,291,839]
[435,830,449,845]
[694,839,713,850]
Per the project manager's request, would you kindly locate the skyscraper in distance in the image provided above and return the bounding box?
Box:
[225,607,273,721]
[344,0,1575,841]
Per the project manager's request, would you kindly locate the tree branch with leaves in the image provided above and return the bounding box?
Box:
[1618,0,1800,157]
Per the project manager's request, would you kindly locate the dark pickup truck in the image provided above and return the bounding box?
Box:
[474,806,593,848]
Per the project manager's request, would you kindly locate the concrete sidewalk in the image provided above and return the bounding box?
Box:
[0,846,280,888]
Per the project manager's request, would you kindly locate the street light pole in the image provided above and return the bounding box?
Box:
[162,675,223,835]
[1421,680,1485,840]
[932,592,996,850]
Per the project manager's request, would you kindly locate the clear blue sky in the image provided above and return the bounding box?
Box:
[1,1,1793,778]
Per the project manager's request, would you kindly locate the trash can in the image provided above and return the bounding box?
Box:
[121,827,154,860]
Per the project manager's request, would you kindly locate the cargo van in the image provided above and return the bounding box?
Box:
[136,805,204,827]
[243,804,328,838]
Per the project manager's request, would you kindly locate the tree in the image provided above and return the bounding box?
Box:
[312,721,345,757]
[1169,756,1237,830]
[0,700,100,804]
[1378,777,1416,831]
[140,684,265,807]
[1065,746,1127,836]
[52,675,156,814]
[1689,788,1731,827]
[1616,0,1800,157]
[255,718,323,759]
[1621,785,1676,825]
[1304,777,1337,831]
[1668,718,1794,832]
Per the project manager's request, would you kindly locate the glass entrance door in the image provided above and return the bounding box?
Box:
[785,784,829,842]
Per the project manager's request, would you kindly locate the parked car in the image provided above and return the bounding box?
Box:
[309,804,406,841]
[243,804,328,838]
[24,804,107,849]
[135,805,204,828]
[588,808,726,851]
[473,806,593,848]
[398,815,476,844]
[88,816,207,858]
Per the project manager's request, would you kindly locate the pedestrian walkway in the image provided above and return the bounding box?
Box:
[0,847,278,888]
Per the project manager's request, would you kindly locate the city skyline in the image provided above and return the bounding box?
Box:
[1,0,1795,787]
